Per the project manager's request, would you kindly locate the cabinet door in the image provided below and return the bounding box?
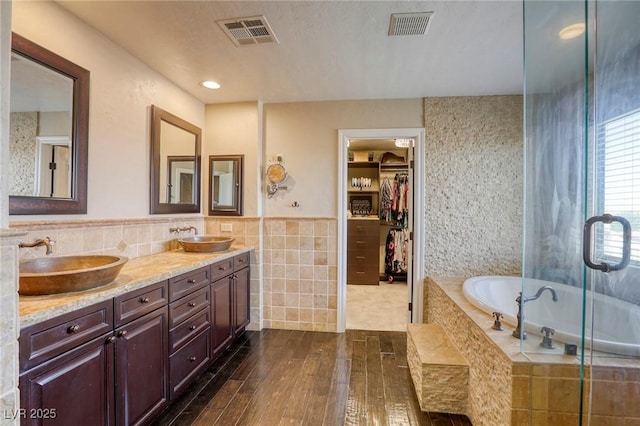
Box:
[19,334,115,426]
[211,277,232,357]
[233,267,250,335]
[115,307,168,426]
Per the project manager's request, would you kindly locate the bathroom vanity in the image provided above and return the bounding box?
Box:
[18,247,251,426]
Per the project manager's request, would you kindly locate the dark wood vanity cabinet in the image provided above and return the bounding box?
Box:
[210,253,250,358]
[19,252,252,425]
[168,266,212,399]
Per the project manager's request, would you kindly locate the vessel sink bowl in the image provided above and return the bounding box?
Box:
[19,255,128,296]
[178,236,234,253]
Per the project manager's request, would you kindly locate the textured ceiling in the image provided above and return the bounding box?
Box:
[57,1,525,104]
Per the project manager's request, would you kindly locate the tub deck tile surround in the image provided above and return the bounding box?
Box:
[407,323,469,414]
[19,246,252,328]
[426,276,640,426]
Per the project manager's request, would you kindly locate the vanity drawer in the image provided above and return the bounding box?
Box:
[169,307,210,353]
[114,280,168,327]
[20,300,113,372]
[169,328,211,399]
[234,252,250,270]
[210,258,234,282]
[169,266,210,302]
[169,286,211,328]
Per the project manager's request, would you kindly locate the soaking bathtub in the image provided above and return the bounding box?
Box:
[462,276,640,357]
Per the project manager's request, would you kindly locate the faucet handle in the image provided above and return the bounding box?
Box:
[491,312,504,331]
[540,326,555,349]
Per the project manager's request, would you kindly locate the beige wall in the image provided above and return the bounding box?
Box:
[263,99,423,217]
[11,1,205,221]
[205,102,261,217]
[424,96,523,278]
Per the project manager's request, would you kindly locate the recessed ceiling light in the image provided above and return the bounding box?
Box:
[201,80,221,89]
[559,23,585,40]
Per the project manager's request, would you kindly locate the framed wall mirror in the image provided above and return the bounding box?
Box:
[209,155,243,216]
[150,105,201,214]
[9,33,89,215]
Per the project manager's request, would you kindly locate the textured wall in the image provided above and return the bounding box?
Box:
[9,112,37,196]
[424,96,523,278]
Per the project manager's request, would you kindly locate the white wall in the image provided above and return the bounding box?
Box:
[263,99,423,217]
[11,1,204,221]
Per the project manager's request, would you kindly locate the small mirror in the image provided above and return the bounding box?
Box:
[9,33,89,215]
[150,105,201,214]
[209,155,243,216]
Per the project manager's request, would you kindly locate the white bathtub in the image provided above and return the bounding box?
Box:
[463,276,640,357]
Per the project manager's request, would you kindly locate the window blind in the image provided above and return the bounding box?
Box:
[597,108,640,264]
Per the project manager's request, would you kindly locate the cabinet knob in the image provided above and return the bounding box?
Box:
[218,266,227,271]
[189,325,197,331]
[117,330,128,338]
[188,356,197,362]
[188,302,196,307]
[67,324,80,334]
[140,297,150,304]
[106,336,116,344]
[187,279,196,284]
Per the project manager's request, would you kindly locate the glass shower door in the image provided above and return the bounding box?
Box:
[523,0,640,423]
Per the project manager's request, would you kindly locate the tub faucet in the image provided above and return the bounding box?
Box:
[522,286,558,303]
[512,285,559,340]
[19,237,55,255]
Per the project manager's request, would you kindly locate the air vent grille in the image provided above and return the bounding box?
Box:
[388,12,434,36]
[217,15,279,47]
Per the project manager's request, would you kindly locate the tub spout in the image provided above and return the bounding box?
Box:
[523,285,558,303]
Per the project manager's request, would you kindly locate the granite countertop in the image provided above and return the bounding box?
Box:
[19,245,252,329]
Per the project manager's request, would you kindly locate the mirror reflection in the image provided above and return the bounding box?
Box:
[150,105,201,214]
[209,155,243,216]
[9,33,89,215]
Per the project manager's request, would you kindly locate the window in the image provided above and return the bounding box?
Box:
[596,108,640,265]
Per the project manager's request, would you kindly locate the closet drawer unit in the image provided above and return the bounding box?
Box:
[114,280,168,327]
[347,250,378,269]
[347,267,379,285]
[169,266,210,302]
[210,258,234,282]
[347,220,379,247]
[169,286,211,328]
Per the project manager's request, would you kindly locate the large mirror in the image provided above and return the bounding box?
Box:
[150,105,201,214]
[9,33,89,215]
[209,155,243,216]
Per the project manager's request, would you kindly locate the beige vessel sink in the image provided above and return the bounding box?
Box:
[19,255,128,296]
[178,236,234,253]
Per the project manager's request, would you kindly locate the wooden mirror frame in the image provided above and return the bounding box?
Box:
[9,33,89,215]
[208,155,244,216]
[150,105,201,214]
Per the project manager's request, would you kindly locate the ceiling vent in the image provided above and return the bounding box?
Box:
[388,12,434,36]
[217,15,279,46]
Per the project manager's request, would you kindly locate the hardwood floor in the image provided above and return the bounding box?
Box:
[153,329,473,426]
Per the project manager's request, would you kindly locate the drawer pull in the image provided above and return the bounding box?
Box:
[188,302,196,307]
[356,240,366,244]
[356,256,366,259]
[188,356,197,362]
[117,330,128,338]
[189,325,197,331]
[139,297,150,304]
[238,258,245,263]
[187,279,196,284]
[356,272,365,274]
[67,325,80,334]
[218,266,228,271]
[106,336,116,344]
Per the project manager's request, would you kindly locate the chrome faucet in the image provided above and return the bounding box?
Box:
[19,237,55,255]
[512,285,559,339]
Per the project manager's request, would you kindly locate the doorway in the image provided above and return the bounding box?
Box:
[337,128,425,333]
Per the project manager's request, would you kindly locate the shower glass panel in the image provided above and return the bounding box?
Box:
[523,0,640,423]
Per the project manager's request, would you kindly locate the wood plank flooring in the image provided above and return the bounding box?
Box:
[153,329,473,426]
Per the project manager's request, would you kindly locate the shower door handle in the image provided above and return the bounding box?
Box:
[583,214,631,272]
